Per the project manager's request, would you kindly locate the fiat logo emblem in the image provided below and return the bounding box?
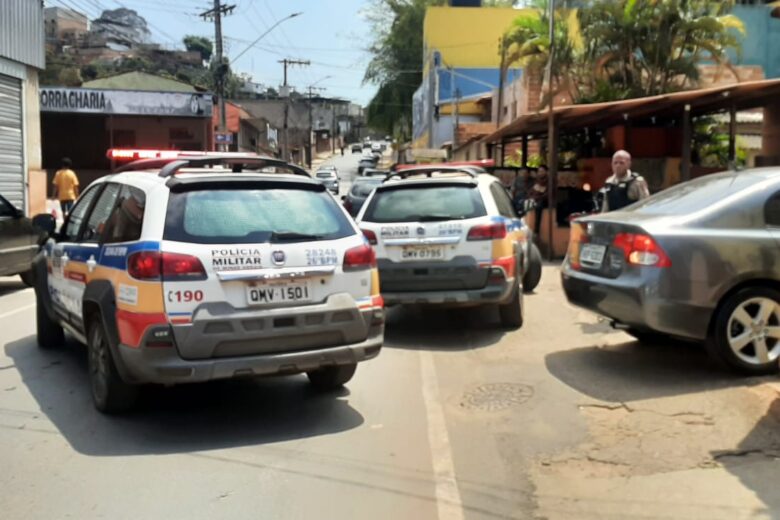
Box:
[272,250,286,265]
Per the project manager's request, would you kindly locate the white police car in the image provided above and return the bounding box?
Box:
[356,166,542,328]
[32,151,384,413]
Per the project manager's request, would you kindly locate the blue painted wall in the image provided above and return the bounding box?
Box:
[730,5,780,79]
[437,67,521,103]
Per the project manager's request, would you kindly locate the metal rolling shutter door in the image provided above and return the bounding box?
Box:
[0,74,24,211]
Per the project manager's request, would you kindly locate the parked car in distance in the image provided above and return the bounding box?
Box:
[315,169,340,194]
[0,194,51,286]
[343,176,384,217]
[362,142,372,150]
[361,168,389,178]
[371,142,382,153]
[358,157,378,175]
[562,168,780,375]
[351,144,362,153]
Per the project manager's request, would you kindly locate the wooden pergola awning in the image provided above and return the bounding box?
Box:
[482,78,780,144]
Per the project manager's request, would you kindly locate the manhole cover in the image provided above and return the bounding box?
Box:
[460,383,534,411]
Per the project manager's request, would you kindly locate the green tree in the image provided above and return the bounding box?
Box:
[363,0,445,140]
[501,0,745,104]
[183,35,213,62]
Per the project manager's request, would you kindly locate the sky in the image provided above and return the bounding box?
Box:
[47,0,381,106]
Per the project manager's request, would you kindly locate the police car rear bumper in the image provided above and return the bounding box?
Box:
[118,325,383,384]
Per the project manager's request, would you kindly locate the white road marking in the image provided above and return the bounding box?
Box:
[0,304,35,320]
[420,350,464,520]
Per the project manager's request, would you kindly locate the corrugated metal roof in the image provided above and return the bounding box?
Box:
[0,0,45,69]
[483,79,780,143]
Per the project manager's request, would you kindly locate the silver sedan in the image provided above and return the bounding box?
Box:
[562,168,780,375]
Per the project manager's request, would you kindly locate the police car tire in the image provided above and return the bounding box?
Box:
[36,297,64,349]
[499,286,523,329]
[523,243,543,293]
[307,363,357,391]
[88,319,138,413]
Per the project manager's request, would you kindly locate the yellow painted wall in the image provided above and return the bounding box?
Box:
[423,6,535,69]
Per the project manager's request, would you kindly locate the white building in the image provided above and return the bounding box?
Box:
[0,0,45,215]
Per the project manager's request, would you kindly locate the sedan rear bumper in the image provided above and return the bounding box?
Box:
[561,265,712,340]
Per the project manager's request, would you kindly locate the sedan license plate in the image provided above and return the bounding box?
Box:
[401,245,445,261]
[580,244,606,267]
[247,281,311,305]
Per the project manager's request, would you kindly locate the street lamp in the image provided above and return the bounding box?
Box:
[307,75,332,168]
[231,12,303,63]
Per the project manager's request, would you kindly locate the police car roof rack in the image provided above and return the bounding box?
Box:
[157,155,311,179]
[114,154,310,179]
[382,166,480,183]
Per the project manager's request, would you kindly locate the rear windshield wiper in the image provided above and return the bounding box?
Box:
[270,231,325,242]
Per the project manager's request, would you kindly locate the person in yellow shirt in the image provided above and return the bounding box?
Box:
[52,157,80,215]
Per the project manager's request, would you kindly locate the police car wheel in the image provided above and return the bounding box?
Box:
[522,243,543,293]
[36,297,63,349]
[499,286,523,329]
[87,319,138,413]
[307,363,357,391]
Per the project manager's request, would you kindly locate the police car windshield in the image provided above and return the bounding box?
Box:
[362,185,486,223]
[164,187,354,244]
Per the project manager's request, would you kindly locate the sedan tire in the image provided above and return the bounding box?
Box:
[708,287,780,375]
[19,269,34,287]
[36,297,64,349]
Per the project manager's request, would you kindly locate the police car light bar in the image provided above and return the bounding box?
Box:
[106,149,263,161]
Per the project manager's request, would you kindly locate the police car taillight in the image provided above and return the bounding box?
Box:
[467,222,507,241]
[343,244,376,271]
[128,251,207,281]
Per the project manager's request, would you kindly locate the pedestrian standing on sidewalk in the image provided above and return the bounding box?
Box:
[601,150,650,212]
[52,157,80,216]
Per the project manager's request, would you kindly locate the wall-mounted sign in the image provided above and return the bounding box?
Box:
[40,87,213,117]
[215,133,234,144]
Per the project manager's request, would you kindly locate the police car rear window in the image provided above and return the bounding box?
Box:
[362,185,486,223]
[164,188,354,244]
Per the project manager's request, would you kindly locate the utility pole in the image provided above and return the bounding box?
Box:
[307,85,326,168]
[545,0,557,261]
[279,58,310,163]
[497,36,506,131]
[200,1,236,152]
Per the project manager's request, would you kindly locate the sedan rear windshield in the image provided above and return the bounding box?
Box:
[362,184,486,223]
[351,180,382,197]
[316,172,334,179]
[629,172,763,215]
[164,187,354,244]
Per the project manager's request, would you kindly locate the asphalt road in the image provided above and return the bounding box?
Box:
[2,152,780,519]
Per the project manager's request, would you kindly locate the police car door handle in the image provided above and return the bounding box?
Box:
[86,255,97,273]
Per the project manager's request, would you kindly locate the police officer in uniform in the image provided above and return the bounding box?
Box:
[601,150,650,212]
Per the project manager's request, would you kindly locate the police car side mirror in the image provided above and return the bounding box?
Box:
[32,213,56,236]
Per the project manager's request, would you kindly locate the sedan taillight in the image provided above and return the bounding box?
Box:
[612,233,671,268]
